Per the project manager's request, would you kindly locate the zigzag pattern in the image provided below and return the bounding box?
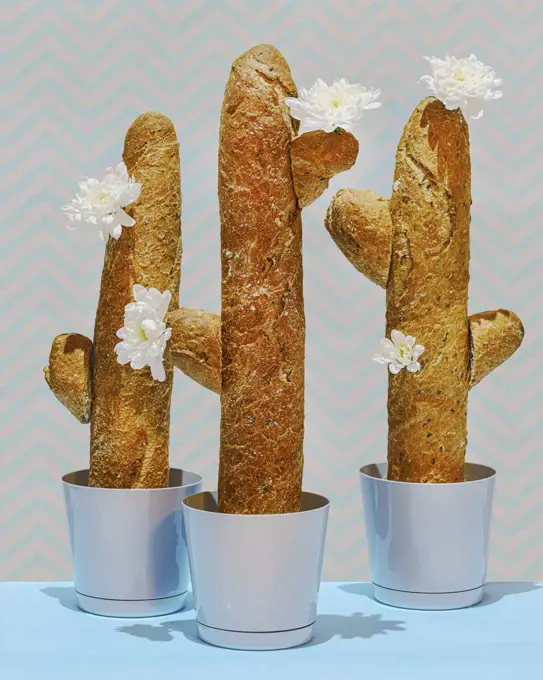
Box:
[1,0,541,582]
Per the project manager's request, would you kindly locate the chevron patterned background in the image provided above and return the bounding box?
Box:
[1,0,542,583]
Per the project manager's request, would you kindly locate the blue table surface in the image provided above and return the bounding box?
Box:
[1,582,542,679]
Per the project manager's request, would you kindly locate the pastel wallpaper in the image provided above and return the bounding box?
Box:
[1,0,541,582]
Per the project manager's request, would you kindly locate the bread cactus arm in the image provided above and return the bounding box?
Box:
[290,129,359,208]
[166,308,221,393]
[324,191,525,389]
[325,188,391,287]
[468,310,524,388]
[43,333,93,423]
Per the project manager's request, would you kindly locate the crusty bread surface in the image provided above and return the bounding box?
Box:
[386,98,471,483]
[44,333,93,423]
[291,129,359,208]
[89,112,181,488]
[218,45,304,513]
[167,308,221,393]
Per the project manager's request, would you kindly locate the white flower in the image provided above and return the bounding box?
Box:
[373,330,425,375]
[285,77,381,134]
[419,54,503,120]
[115,284,172,382]
[62,162,142,240]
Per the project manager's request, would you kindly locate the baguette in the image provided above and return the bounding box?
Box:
[89,112,181,488]
[325,97,524,483]
[218,45,304,513]
[386,98,471,483]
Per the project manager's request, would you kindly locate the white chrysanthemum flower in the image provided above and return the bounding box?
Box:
[419,54,503,120]
[285,77,381,134]
[373,330,425,375]
[115,284,172,382]
[62,162,142,240]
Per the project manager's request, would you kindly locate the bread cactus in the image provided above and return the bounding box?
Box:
[325,97,524,483]
[168,44,360,513]
[45,112,181,488]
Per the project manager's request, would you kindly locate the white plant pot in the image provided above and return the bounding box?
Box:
[183,491,330,650]
[63,468,202,617]
[360,462,495,610]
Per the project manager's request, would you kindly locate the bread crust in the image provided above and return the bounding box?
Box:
[89,112,181,489]
[469,309,524,387]
[44,333,92,423]
[325,189,391,287]
[325,191,524,393]
[291,129,359,208]
[324,97,525,483]
[164,306,525,401]
[167,308,221,393]
[218,45,304,513]
[386,98,471,483]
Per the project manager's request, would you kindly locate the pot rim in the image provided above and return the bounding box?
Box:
[183,490,329,517]
[359,461,496,486]
[62,468,202,492]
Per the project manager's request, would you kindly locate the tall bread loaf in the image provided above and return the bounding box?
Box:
[324,97,524,483]
[386,98,470,483]
[89,112,181,488]
[218,45,304,513]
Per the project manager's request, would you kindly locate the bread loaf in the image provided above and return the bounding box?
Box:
[386,98,471,482]
[324,96,524,483]
[218,45,304,513]
[89,112,181,488]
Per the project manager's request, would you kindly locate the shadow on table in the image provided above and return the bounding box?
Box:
[116,611,406,647]
[475,582,541,607]
[116,618,205,645]
[40,585,79,612]
[307,611,406,647]
[338,582,541,608]
[338,583,374,600]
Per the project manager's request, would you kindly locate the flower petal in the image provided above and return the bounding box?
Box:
[388,362,403,375]
[115,344,132,365]
[412,344,425,360]
[391,329,406,347]
[117,208,135,227]
[130,352,147,370]
[407,361,421,373]
[380,338,395,352]
[149,356,166,382]
[132,284,147,302]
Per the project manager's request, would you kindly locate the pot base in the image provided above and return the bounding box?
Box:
[197,621,314,650]
[373,583,484,610]
[76,590,187,618]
